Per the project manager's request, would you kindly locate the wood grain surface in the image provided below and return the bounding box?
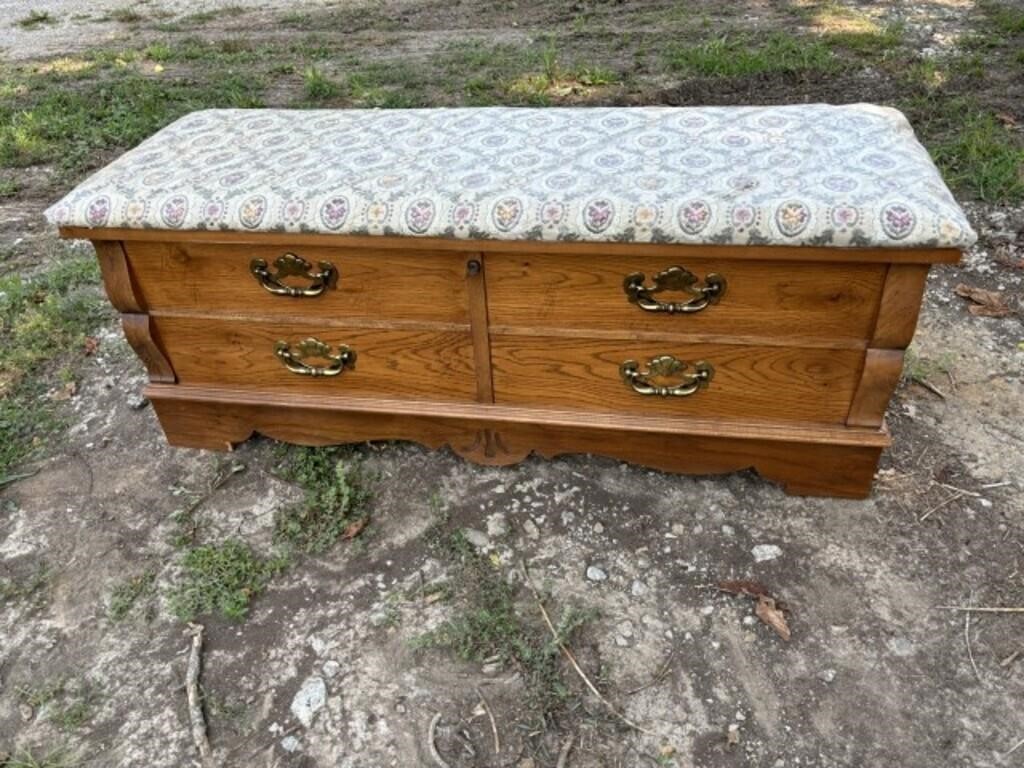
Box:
[491,336,864,423]
[124,241,472,323]
[148,384,886,497]
[485,252,886,342]
[151,316,477,401]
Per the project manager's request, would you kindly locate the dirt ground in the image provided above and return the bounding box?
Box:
[2,1,1024,767]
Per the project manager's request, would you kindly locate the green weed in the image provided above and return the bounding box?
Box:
[303,66,338,101]
[273,446,370,554]
[2,748,75,768]
[169,539,287,622]
[927,107,1024,203]
[665,31,836,76]
[15,10,55,29]
[415,525,596,717]
[108,571,157,621]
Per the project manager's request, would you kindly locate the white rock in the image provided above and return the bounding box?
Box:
[486,513,508,538]
[291,676,327,728]
[818,668,837,683]
[721,524,735,536]
[593,522,605,534]
[522,519,540,539]
[281,735,301,752]
[322,660,341,678]
[630,579,648,597]
[462,528,489,549]
[586,565,608,582]
[752,544,782,563]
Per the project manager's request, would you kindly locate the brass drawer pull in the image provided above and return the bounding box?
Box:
[623,266,725,314]
[250,252,337,297]
[620,355,713,397]
[274,338,356,377]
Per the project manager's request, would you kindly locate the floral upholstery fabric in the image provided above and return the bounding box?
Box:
[45,104,976,249]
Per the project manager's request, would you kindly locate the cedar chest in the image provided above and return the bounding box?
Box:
[46,105,976,497]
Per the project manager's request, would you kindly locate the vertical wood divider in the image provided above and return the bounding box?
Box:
[466,253,494,403]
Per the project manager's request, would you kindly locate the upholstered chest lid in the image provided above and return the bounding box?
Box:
[45,104,976,249]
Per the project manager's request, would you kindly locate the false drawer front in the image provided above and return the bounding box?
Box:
[490,336,863,424]
[150,316,477,402]
[124,241,471,324]
[485,252,886,343]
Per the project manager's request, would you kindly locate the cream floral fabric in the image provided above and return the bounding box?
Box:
[46,104,976,248]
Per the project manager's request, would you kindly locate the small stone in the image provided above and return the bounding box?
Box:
[586,565,608,582]
[462,528,489,549]
[291,676,327,728]
[636,556,651,570]
[752,544,782,563]
[630,579,648,597]
[978,498,993,509]
[736,711,746,721]
[742,615,757,626]
[522,519,540,539]
[615,635,630,647]
[818,668,837,683]
[670,523,686,536]
[19,703,33,722]
[701,605,714,616]
[593,522,605,534]
[395,702,407,714]
[618,620,634,637]
[322,660,340,678]
[486,513,508,538]
[721,524,735,536]
[280,735,301,753]
[128,393,150,410]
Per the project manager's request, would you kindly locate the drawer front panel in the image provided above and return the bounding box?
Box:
[491,337,863,423]
[485,253,885,342]
[152,316,477,401]
[125,242,471,324]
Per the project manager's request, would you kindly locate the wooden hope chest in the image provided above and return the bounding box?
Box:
[47,105,975,497]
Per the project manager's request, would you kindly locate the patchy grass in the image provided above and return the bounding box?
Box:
[0,250,107,478]
[415,520,596,717]
[0,177,18,198]
[108,570,157,621]
[273,446,370,554]
[0,563,51,608]
[169,540,287,622]
[2,748,75,768]
[912,99,1024,203]
[0,52,265,179]
[104,7,145,24]
[665,31,836,77]
[302,65,339,101]
[15,10,56,29]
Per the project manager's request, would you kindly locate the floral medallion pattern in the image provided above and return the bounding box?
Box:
[46,105,975,248]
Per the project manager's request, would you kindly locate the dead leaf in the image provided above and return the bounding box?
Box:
[994,246,1024,270]
[996,111,1019,128]
[83,336,100,355]
[755,595,791,641]
[341,517,368,541]
[51,380,77,401]
[954,283,1014,318]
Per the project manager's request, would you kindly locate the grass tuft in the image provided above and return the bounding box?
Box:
[303,65,339,101]
[414,523,596,717]
[169,539,287,622]
[108,571,157,621]
[15,10,56,29]
[273,446,370,554]
[929,108,1024,203]
[665,31,835,77]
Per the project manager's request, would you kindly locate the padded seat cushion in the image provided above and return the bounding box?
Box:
[45,104,976,249]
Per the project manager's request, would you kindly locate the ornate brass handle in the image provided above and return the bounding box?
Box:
[623,266,726,314]
[274,338,356,377]
[250,253,337,297]
[620,355,713,397]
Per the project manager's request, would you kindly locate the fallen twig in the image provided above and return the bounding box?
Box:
[965,596,983,685]
[914,378,946,399]
[475,685,500,755]
[626,648,676,696]
[936,482,981,498]
[555,734,575,768]
[522,562,651,734]
[428,712,451,768]
[185,623,212,767]
[1005,735,1024,757]
[919,491,967,522]
[980,481,1012,490]
[938,606,1024,614]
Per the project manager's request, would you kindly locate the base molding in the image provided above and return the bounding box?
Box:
[146,385,887,498]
